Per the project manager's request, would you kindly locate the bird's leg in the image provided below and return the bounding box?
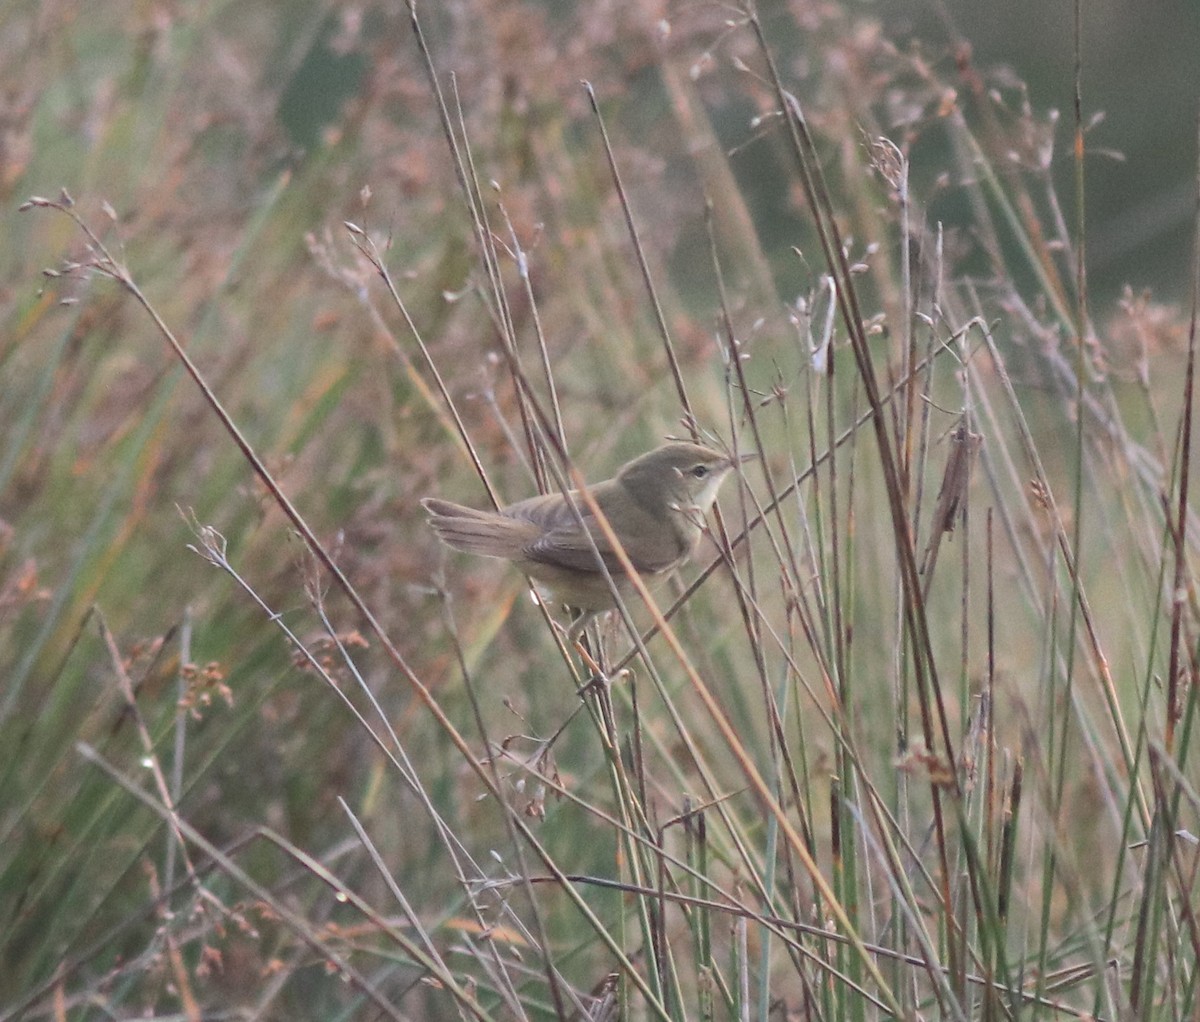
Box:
[566,608,599,644]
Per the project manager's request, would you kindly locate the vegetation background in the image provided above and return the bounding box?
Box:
[2,1,1199,1019]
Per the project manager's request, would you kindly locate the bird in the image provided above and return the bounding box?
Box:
[422,441,750,638]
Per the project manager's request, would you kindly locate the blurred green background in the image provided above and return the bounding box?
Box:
[882,0,1200,300]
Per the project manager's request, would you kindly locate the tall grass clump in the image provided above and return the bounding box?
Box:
[1,1,1197,1019]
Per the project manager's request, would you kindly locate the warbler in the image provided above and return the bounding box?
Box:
[422,441,749,636]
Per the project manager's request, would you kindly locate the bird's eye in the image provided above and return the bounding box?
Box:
[690,465,710,479]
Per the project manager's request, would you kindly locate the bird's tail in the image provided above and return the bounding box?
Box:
[421,498,533,560]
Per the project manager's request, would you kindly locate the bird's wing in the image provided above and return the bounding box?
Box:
[511,491,687,577]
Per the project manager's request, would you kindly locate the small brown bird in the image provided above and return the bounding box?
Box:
[422,441,749,636]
